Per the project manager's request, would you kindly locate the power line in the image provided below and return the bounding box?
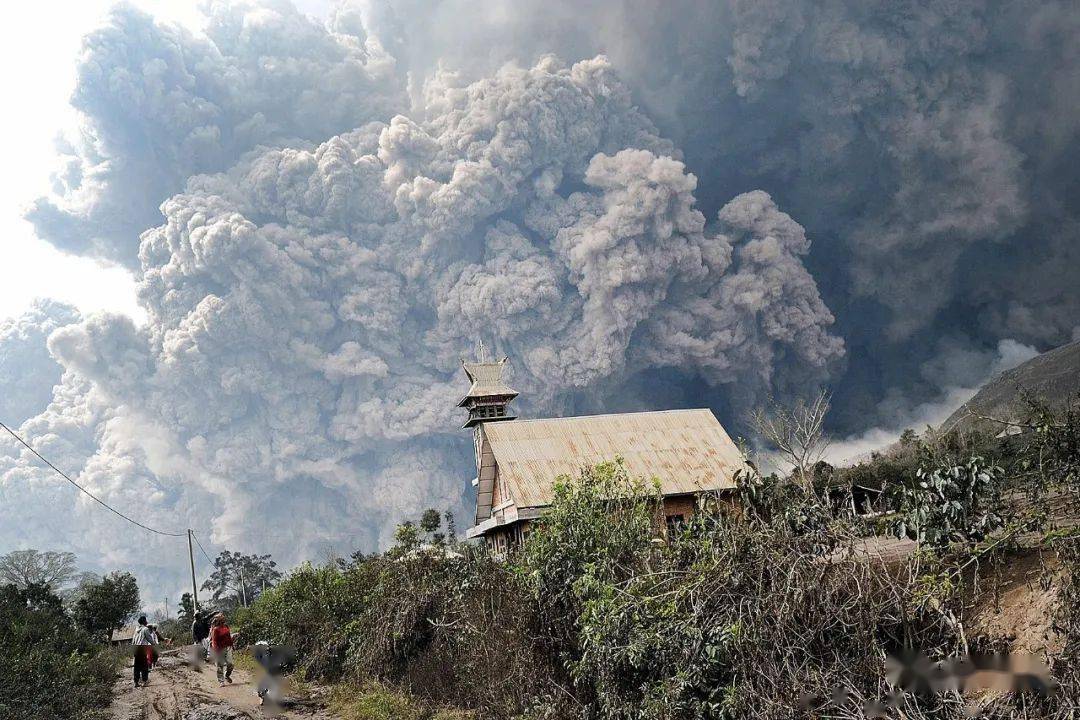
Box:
[0,420,187,538]
[190,530,216,565]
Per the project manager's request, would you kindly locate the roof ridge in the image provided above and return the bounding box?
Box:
[489,408,713,425]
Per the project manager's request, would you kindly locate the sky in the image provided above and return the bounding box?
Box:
[0,0,1076,614]
[0,0,327,325]
[0,2,204,323]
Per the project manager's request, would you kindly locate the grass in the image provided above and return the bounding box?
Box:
[328,683,475,720]
[230,648,260,676]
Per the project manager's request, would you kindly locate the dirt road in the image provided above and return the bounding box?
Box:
[107,651,338,720]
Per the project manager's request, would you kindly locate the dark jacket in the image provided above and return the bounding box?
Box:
[192,614,211,642]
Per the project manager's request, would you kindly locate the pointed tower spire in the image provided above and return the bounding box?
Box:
[458,346,518,429]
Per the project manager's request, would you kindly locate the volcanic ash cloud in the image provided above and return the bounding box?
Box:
[11,55,842,571]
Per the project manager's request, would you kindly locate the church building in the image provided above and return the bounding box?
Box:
[459,353,748,553]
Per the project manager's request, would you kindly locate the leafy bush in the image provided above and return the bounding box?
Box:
[0,583,119,720]
[896,455,1004,547]
[236,560,371,678]
[238,404,1080,719]
[548,471,961,719]
[516,461,660,681]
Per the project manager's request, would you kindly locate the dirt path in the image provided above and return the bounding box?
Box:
[107,651,338,720]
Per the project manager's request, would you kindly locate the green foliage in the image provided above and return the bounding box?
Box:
[201,549,281,609]
[420,509,442,535]
[516,460,660,678]
[239,404,1080,719]
[0,583,119,720]
[328,683,476,720]
[239,560,372,677]
[177,591,195,629]
[240,461,962,718]
[393,522,421,552]
[555,472,954,720]
[330,683,425,720]
[896,455,1004,547]
[733,468,840,553]
[394,508,455,552]
[73,571,140,642]
[1013,394,1080,494]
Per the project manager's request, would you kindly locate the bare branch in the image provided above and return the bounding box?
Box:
[751,389,832,488]
[0,549,78,589]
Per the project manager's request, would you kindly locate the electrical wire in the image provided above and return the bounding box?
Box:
[0,420,187,538]
[190,530,216,565]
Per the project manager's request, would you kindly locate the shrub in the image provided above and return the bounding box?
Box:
[0,583,119,720]
[238,561,371,678]
[896,455,1004,547]
[342,550,550,718]
[239,404,1080,719]
[516,461,660,681]
[563,482,960,718]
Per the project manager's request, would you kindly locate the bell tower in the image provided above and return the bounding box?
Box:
[458,341,518,429]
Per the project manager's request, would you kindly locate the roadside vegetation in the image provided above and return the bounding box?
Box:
[0,567,139,720]
[235,395,1080,719]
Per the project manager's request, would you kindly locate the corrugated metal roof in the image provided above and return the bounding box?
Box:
[482,409,746,509]
[111,625,139,643]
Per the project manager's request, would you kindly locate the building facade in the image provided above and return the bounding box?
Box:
[458,355,748,551]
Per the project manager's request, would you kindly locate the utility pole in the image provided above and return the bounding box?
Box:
[187,529,199,614]
[239,564,248,608]
[165,596,169,620]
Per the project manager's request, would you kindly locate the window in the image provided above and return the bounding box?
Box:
[665,514,686,537]
[493,532,508,556]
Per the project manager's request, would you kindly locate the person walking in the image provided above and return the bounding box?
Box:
[192,611,211,661]
[148,624,170,667]
[209,613,236,685]
[131,616,157,687]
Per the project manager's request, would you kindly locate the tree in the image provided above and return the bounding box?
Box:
[201,551,281,609]
[0,549,77,590]
[420,508,446,545]
[178,592,195,629]
[751,389,832,490]
[0,582,116,717]
[73,571,140,642]
[5,581,66,615]
[393,508,454,553]
[393,521,420,552]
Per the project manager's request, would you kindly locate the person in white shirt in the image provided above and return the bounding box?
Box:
[131,616,157,687]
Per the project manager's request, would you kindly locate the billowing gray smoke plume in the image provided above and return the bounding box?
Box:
[28,1,1080,434]
[27,1,404,265]
[3,3,848,598]
[353,0,1080,431]
[0,301,79,426]
[5,0,1079,599]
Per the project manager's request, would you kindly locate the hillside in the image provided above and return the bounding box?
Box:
[941,339,1080,435]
